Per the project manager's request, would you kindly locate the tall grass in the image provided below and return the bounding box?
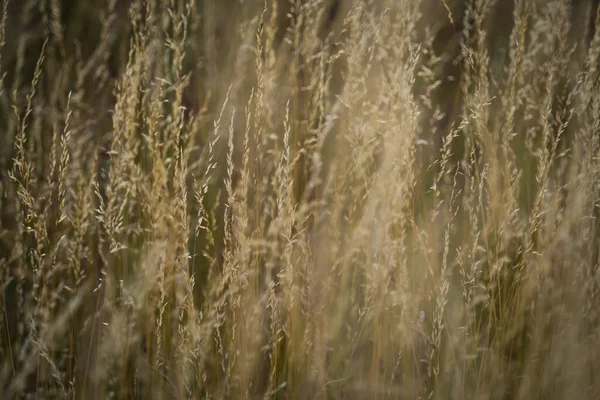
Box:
[1,0,600,398]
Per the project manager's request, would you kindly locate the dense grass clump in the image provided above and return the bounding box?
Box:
[2,0,600,398]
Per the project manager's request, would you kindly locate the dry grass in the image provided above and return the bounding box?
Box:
[1,0,600,398]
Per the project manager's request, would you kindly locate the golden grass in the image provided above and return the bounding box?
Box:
[1,0,600,398]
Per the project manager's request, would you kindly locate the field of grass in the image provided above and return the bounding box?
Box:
[1,0,600,398]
